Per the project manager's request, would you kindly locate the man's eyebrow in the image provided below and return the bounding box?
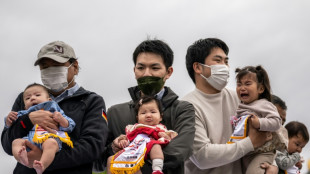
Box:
[214,55,229,60]
[151,63,161,66]
[136,62,161,66]
[136,63,144,66]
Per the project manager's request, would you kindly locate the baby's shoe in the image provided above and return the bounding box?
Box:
[152,170,163,174]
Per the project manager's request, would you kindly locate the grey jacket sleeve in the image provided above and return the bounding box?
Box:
[276,151,300,170]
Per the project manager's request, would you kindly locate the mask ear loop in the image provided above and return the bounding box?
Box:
[67,76,75,87]
[67,63,73,69]
[199,63,212,78]
[199,63,211,81]
[199,63,211,68]
[66,63,75,87]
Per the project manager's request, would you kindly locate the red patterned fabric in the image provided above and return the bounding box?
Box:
[126,125,169,159]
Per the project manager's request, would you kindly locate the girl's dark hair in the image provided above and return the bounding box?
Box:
[285,121,309,142]
[235,65,272,101]
[134,96,163,117]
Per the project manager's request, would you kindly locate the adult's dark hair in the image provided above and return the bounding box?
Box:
[133,39,174,70]
[24,83,49,96]
[185,38,229,83]
[235,65,272,102]
[134,95,163,118]
[68,58,77,64]
[285,121,309,142]
[271,95,287,110]
[68,58,81,72]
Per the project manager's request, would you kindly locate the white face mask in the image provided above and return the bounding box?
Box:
[199,63,230,91]
[40,64,74,92]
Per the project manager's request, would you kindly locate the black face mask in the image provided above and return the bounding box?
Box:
[137,76,164,96]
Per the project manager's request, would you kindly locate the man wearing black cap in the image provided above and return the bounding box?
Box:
[1,41,108,174]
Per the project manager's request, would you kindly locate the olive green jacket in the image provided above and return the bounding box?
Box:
[107,86,195,174]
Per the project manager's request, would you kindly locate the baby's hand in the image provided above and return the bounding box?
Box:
[295,161,303,169]
[5,111,18,127]
[52,112,68,128]
[250,115,260,129]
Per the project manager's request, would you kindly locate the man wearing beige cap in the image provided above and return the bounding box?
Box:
[1,41,108,174]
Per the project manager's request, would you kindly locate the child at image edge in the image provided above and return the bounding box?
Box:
[228,65,287,174]
[107,96,178,174]
[276,121,309,174]
[5,83,75,174]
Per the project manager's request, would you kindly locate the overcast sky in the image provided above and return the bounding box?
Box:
[1,0,310,173]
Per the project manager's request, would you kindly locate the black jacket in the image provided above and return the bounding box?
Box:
[107,86,195,174]
[1,87,108,174]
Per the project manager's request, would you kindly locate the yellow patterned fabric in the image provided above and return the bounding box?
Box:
[32,124,73,148]
[110,134,148,174]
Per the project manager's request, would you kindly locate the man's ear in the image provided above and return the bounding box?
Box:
[193,62,203,74]
[133,66,138,79]
[164,66,173,81]
[73,61,79,75]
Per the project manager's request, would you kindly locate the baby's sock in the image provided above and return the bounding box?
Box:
[152,159,163,171]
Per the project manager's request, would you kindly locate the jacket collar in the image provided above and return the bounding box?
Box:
[127,86,179,110]
[60,87,92,103]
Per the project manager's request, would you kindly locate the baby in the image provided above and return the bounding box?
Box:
[276,121,309,174]
[6,83,75,174]
[107,96,177,174]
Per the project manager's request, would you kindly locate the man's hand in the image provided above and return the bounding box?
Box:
[5,111,18,127]
[25,140,42,168]
[260,162,278,174]
[250,115,260,129]
[248,118,272,148]
[158,132,171,141]
[53,111,69,128]
[118,139,129,149]
[29,110,58,133]
[112,134,127,153]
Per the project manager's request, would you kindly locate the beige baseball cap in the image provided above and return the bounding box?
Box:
[34,41,77,66]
